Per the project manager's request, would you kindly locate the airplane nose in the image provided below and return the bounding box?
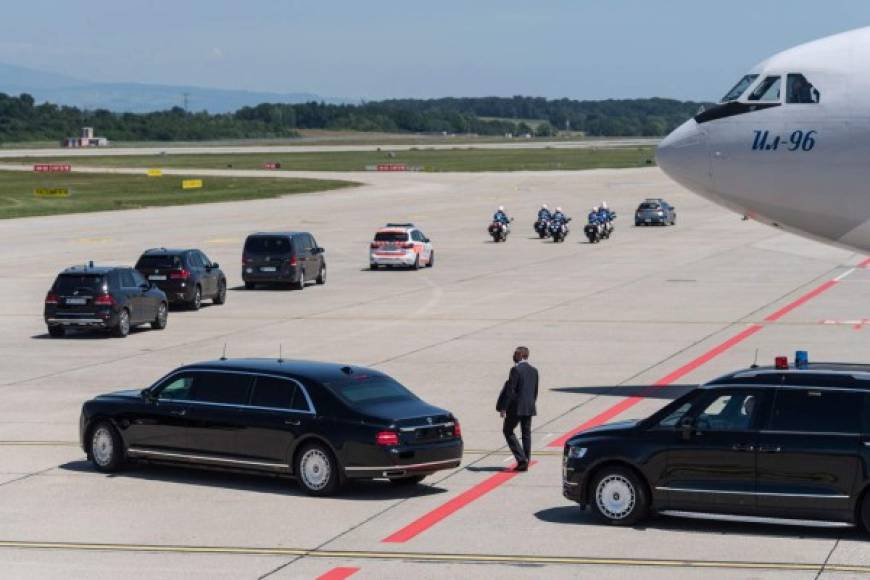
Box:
[656,119,711,190]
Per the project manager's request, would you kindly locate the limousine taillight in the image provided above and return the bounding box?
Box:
[376,431,400,446]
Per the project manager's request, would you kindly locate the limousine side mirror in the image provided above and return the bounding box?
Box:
[141,389,155,402]
[679,416,695,440]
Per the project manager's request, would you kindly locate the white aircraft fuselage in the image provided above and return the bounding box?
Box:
[657,27,870,253]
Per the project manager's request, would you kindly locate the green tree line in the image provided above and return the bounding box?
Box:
[0,92,709,143]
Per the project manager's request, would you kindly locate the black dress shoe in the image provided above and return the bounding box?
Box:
[516,462,529,472]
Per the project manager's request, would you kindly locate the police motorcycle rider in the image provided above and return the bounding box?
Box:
[598,201,616,238]
[534,203,552,238]
[549,206,571,242]
[489,205,513,242]
[585,206,605,243]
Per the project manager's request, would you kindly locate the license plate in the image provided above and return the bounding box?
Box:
[645,218,651,223]
[260,266,277,272]
[66,298,87,305]
[149,275,167,281]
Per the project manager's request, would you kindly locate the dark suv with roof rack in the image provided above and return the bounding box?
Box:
[44,264,168,338]
[562,359,870,533]
[135,248,226,310]
[242,232,326,290]
[79,358,462,495]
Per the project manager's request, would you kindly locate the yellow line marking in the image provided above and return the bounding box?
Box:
[74,237,112,244]
[205,237,239,245]
[0,540,866,572]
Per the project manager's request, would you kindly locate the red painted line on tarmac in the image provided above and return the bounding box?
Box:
[859,258,870,268]
[548,324,765,448]
[550,273,849,448]
[317,566,360,580]
[382,462,537,543]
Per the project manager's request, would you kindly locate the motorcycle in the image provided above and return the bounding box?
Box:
[585,222,603,243]
[534,218,550,239]
[488,219,512,242]
[601,211,616,239]
[549,218,570,243]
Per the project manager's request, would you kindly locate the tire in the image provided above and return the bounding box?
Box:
[370,263,379,270]
[48,325,65,338]
[389,474,427,486]
[426,252,434,268]
[316,265,326,285]
[113,309,130,338]
[294,272,305,290]
[295,443,340,496]
[189,285,202,310]
[244,281,255,290]
[151,302,168,330]
[213,280,227,304]
[590,466,648,526]
[411,255,420,270]
[89,421,124,473]
[860,491,870,533]
[635,221,641,227]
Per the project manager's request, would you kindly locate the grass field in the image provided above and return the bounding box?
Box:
[6,146,657,173]
[0,171,358,219]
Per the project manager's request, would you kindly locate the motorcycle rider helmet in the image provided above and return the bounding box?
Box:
[542,203,548,209]
[601,201,608,209]
[556,206,562,212]
[592,206,598,212]
[498,205,505,212]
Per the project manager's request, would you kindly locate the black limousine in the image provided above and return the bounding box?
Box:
[563,360,870,532]
[80,359,463,495]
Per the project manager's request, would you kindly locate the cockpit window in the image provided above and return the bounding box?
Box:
[748,76,781,102]
[721,74,759,102]
[786,74,820,104]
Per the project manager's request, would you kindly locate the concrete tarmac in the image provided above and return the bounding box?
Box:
[0,166,868,578]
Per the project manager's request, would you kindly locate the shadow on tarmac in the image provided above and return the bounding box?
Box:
[549,384,696,400]
[59,460,449,501]
[534,506,863,540]
[31,327,151,340]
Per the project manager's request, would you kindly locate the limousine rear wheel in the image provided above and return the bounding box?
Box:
[860,492,870,533]
[590,466,648,526]
[296,443,339,496]
[90,422,124,473]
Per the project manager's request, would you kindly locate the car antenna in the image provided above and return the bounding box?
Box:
[750,348,759,369]
[278,344,284,363]
[220,343,228,361]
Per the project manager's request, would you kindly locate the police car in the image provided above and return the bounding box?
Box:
[369,223,434,270]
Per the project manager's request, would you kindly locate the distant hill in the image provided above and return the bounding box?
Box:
[0,62,343,113]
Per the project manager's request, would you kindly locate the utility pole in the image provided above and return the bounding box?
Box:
[182,92,190,112]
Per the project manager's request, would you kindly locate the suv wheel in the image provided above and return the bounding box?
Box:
[48,325,65,338]
[590,467,648,526]
[370,263,378,270]
[244,281,255,290]
[189,286,202,310]
[860,491,870,533]
[113,309,130,338]
[214,280,227,304]
[151,302,168,330]
[316,265,326,285]
[294,272,305,291]
[411,255,420,270]
[295,443,340,496]
[89,421,124,472]
[426,252,434,268]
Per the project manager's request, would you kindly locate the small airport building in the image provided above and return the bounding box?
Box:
[62,127,109,148]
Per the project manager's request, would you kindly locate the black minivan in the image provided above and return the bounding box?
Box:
[563,361,870,532]
[242,232,326,290]
[79,358,463,495]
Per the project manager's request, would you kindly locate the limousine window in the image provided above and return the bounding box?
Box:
[768,389,861,433]
[192,372,253,405]
[158,375,193,400]
[657,402,691,427]
[696,392,756,431]
[333,378,417,404]
[251,376,308,411]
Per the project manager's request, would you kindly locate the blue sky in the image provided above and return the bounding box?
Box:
[2,0,868,101]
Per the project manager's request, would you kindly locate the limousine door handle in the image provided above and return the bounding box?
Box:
[285,419,301,426]
[731,443,754,452]
[170,408,187,417]
[758,445,782,454]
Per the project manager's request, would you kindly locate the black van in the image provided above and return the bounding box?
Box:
[562,361,870,532]
[242,232,326,290]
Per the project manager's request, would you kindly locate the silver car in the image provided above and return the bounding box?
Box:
[635,199,677,226]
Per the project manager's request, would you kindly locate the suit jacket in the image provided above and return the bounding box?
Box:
[496,362,539,416]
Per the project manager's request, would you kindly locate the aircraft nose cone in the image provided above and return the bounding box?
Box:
[656,119,710,190]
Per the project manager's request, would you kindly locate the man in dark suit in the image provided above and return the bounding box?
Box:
[496,346,539,471]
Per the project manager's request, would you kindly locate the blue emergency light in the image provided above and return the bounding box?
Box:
[795,350,809,369]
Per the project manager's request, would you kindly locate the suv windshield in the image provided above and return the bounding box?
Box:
[721,74,759,102]
[374,232,408,243]
[639,203,660,210]
[245,236,291,254]
[54,274,105,294]
[330,378,417,405]
[136,255,182,270]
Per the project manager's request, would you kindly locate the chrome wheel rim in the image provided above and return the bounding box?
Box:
[300,448,330,490]
[157,304,167,326]
[92,426,114,466]
[320,267,326,283]
[193,288,201,308]
[119,311,129,334]
[596,475,635,520]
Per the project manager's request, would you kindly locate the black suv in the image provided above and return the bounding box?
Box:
[563,361,870,532]
[44,264,168,338]
[135,248,226,310]
[242,232,326,290]
[79,358,463,495]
